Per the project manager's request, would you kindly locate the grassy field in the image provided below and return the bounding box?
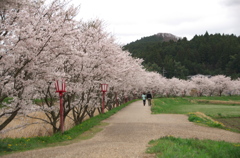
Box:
[147,96,240,157]
[152,96,240,131]
[146,136,240,158]
[152,97,240,117]
[175,104,240,117]
[190,96,240,101]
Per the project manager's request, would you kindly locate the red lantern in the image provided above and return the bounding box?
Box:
[55,80,66,93]
[100,84,108,113]
[100,83,108,92]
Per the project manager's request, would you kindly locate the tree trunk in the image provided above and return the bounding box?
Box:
[0,107,20,131]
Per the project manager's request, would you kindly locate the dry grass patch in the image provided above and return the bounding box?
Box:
[0,112,73,138]
[0,110,101,138]
[188,112,225,127]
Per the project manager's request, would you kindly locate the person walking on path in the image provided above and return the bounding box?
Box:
[141,92,146,106]
[146,91,152,106]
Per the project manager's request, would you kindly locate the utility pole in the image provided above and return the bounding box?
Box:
[162,67,167,77]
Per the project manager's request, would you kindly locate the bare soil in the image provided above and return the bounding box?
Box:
[216,117,240,131]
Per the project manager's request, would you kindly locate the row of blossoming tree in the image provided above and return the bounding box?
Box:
[1,0,240,134]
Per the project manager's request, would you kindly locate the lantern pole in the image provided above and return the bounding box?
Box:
[55,80,66,134]
[59,92,64,133]
[102,91,105,113]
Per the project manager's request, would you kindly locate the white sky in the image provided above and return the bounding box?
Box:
[71,0,240,45]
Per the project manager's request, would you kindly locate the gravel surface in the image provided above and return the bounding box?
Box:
[3,100,240,158]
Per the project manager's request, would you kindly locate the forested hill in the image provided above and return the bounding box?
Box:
[123,32,240,79]
[129,33,180,43]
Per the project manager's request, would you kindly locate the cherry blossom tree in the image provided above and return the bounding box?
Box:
[210,75,232,96]
[0,0,80,132]
[1,0,151,133]
[190,75,214,96]
[228,79,240,95]
[59,19,128,124]
[178,79,193,97]
[164,77,184,97]
[142,71,165,98]
[0,0,45,131]
[2,0,240,137]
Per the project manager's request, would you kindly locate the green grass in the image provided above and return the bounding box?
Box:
[0,100,137,156]
[32,98,58,105]
[152,97,191,114]
[146,136,240,158]
[147,97,240,157]
[152,97,240,131]
[190,96,240,101]
[0,98,56,107]
[175,104,240,117]
[188,112,224,128]
[0,98,13,108]
[152,97,240,117]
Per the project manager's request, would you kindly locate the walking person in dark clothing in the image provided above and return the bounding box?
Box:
[142,92,146,106]
[146,91,152,106]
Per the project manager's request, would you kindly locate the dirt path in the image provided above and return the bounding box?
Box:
[3,100,240,158]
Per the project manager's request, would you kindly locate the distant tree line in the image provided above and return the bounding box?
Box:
[123,32,240,79]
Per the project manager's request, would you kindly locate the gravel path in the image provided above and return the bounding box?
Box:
[3,100,240,158]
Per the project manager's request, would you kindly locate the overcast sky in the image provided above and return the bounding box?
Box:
[71,0,240,45]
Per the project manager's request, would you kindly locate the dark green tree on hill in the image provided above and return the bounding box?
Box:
[123,32,240,79]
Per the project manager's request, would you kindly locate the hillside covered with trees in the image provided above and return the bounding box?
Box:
[123,32,240,79]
